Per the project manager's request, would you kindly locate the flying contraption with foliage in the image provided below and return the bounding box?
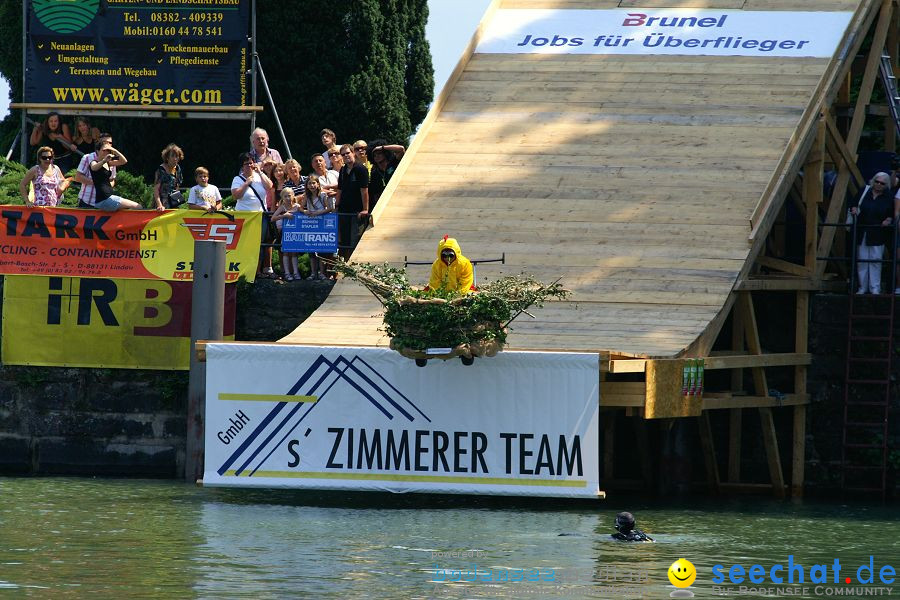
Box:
[330,258,569,365]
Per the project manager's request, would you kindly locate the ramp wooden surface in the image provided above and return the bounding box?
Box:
[283,0,870,358]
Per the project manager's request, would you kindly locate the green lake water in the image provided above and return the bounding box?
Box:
[0,477,897,598]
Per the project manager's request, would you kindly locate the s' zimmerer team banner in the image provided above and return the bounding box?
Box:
[203,346,601,498]
[476,9,853,57]
[0,207,260,282]
[25,0,249,108]
[2,276,236,369]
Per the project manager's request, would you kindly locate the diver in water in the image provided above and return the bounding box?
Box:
[611,511,654,542]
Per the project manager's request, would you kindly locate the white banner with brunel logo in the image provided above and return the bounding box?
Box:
[476,9,853,57]
[203,345,600,498]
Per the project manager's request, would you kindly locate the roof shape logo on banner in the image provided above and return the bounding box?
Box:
[33,0,100,34]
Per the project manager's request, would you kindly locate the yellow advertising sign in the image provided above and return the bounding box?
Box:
[2,276,235,370]
[0,207,260,282]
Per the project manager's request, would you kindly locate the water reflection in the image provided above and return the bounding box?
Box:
[0,478,897,599]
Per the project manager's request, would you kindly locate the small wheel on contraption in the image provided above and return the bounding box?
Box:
[415,359,428,367]
[460,356,475,366]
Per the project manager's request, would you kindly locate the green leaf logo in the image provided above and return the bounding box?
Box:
[33,0,99,34]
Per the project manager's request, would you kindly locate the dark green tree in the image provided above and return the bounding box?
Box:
[0,0,433,180]
[404,0,434,128]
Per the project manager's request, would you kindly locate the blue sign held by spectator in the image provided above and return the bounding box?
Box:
[281,213,338,253]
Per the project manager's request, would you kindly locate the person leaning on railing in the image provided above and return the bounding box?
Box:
[19,146,71,207]
[850,172,894,294]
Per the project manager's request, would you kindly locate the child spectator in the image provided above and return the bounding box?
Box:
[187,167,222,213]
[301,177,335,280]
[320,128,338,169]
[270,188,303,281]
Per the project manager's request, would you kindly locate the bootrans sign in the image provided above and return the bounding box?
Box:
[476,9,853,57]
[204,345,601,498]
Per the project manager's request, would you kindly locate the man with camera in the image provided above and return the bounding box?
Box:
[231,152,274,278]
[88,140,142,211]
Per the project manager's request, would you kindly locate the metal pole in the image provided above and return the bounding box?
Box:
[185,240,226,483]
[254,54,292,160]
[20,0,28,164]
[249,0,257,133]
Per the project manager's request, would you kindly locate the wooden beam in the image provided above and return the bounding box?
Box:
[816,0,895,277]
[601,382,645,407]
[792,405,807,498]
[759,407,787,499]
[603,413,616,480]
[731,302,744,392]
[804,117,825,274]
[702,393,809,410]
[886,8,899,152]
[737,278,846,291]
[708,353,811,370]
[728,408,742,483]
[698,412,721,494]
[824,111,867,188]
[737,292,768,396]
[633,416,654,491]
[757,256,811,277]
[609,353,811,375]
[718,482,789,495]
[607,360,647,374]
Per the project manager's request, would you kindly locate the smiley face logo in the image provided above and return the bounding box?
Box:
[668,558,696,588]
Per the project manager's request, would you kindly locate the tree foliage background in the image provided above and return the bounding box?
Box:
[0,0,433,185]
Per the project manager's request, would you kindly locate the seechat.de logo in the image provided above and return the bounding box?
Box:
[668,559,696,597]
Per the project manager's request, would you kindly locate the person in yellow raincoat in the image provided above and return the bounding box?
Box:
[427,235,474,294]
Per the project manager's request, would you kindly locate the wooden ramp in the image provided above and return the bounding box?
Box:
[284,0,874,358]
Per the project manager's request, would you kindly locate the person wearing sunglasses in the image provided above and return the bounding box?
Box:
[427,235,474,294]
[352,140,372,176]
[320,128,339,169]
[849,172,894,294]
[19,147,71,207]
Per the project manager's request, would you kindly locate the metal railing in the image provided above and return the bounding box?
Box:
[819,217,899,293]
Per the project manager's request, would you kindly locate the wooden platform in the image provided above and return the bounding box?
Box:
[283,0,871,358]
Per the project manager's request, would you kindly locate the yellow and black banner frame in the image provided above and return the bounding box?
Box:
[2,275,235,370]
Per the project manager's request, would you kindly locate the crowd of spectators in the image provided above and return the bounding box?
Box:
[22,115,407,281]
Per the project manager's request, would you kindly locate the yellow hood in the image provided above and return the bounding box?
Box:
[436,236,463,261]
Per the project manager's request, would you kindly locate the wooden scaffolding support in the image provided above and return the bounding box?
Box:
[598,0,897,498]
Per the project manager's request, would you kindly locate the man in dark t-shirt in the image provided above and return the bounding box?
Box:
[336,143,370,260]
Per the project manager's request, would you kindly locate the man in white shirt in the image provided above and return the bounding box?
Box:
[231,152,272,211]
[231,152,274,278]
